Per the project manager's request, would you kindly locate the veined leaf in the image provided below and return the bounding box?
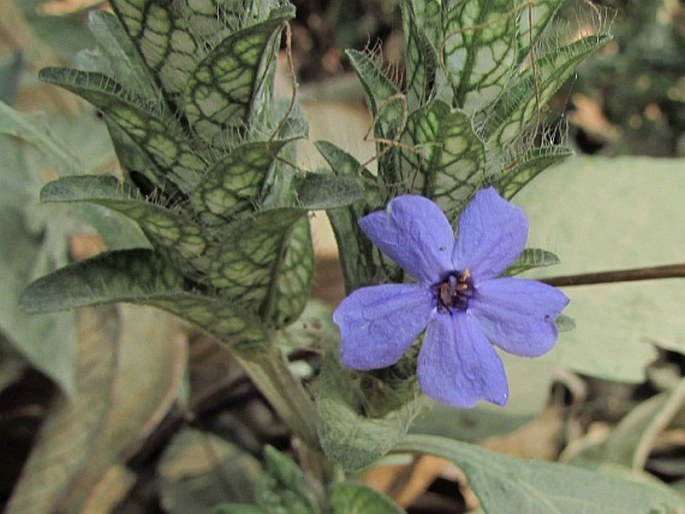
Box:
[482,34,610,148]
[39,67,206,192]
[183,8,294,143]
[109,0,200,94]
[404,100,486,218]
[396,435,684,513]
[87,10,161,101]
[267,217,313,328]
[19,249,266,344]
[442,0,519,111]
[346,49,405,141]
[505,248,560,277]
[401,1,437,110]
[40,175,210,274]
[205,208,305,302]
[191,140,292,220]
[516,0,563,62]
[493,145,573,199]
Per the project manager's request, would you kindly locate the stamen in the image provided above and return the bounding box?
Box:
[437,269,473,312]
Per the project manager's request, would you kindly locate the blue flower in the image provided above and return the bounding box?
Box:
[332,187,569,408]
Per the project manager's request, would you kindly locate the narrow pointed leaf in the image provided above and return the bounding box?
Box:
[88,10,161,101]
[396,435,685,513]
[40,175,210,272]
[330,483,405,514]
[293,172,364,210]
[505,248,560,277]
[483,35,610,147]
[183,9,294,142]
[493,145,573,199]
[191,140,291,219]
[402,2,437,109]
[39,67,205,192]
[346,49,405,140]
[442,1,519,111]
[19,249,265,344]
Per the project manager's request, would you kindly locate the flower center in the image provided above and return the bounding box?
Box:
[437,270,473,312]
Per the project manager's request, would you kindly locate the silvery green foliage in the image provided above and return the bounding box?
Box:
[20,0,362,350]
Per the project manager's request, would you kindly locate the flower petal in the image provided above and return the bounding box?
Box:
[333,283,434,370]
[470,278,569,357]
[359,195,454,285]
[452,187,528,280]
[417,312,509,407]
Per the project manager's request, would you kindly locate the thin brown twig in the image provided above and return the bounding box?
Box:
[540,263,685,287]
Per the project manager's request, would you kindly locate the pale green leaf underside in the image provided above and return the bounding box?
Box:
[293,172,365,210]
[506,248,560,276]
[20,249,265,344]
[397,435,684,513]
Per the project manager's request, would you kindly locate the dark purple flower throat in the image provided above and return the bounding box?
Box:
[437,269,474,312]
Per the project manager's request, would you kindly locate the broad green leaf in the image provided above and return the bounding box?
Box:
[505,248,560,276]
[183,9,294,143]
[5,305,186,514]
[316,356,426,472]
[396,434,685,513]
[493,145,573,199]
[191,140,292,219]
[87,10,160,101]
[401,2,437,110]
[293,172,365,210]
[39,67,205,192]
[267,217,313,328]
[19,249,266,344]
[329,482,405,514]
[257,446,321,514]
[41,175,210,273]
[442,0,519,111]
[204,208,305,302]
[483,34,610,148]
[517,156,685,382]
[403,100,486,217]
[109,0,200,94]
[158,428,264,514]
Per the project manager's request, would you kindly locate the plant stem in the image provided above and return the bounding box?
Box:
[235,348,320,450]
[540,263,685,287]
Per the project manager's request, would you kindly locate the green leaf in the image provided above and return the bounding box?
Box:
[442,0,519,111]
[158,428,264,514]
[493,145,574,200]
[267,217,313,328]
[294,172,364,210]
[109,0,201,94]
[401,2,437,110]
[204,208,305,303]
[346,49,404,140]
[87,10,161,101]
[19,249,265,344]
[396,434,685,513]
[39,67,205,192]
[191,140,292,220]
[516,0,563,62]
[403,100,486,217]
[505,248,560,276]
[183,9,294,143]
[483,34,610,148]
[40,175,210,273]
[257,446,321,514]
[329,482,406,514]
[518,156,685,382]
